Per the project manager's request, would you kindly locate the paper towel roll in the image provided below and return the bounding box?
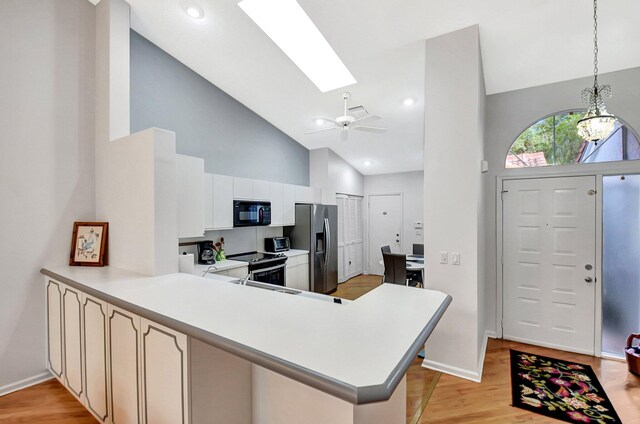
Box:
[178,253,195,274]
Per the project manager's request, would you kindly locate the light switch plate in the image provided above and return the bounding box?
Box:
[439,251,448,264]
[451,252,460,265]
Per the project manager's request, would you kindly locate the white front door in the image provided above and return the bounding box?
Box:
[368,194,402,275]
[502,176,596,355]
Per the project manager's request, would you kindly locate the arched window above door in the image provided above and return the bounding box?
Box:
[505,110,640,169]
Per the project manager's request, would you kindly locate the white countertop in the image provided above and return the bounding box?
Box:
[262,249,309,257]
[193,259,247,275]
[42,265,450,404]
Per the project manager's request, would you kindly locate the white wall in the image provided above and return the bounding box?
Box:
[363,171,424,273]
[422,26,486,381]
[0,0,96,393]
[483,66,640,336]
[310,148,364,203]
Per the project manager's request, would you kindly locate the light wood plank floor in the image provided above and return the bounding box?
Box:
[2,275,638,423]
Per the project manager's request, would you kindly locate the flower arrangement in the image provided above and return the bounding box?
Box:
[213,237,226,261]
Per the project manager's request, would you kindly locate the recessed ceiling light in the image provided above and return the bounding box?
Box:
[185,4,204,19]
[315,118,324,126]
[403,98,415,106]
[364,160,372,166]
[238,0,356,93]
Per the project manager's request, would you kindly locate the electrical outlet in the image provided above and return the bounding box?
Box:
[451,252,460,265]
[439,251,448,264]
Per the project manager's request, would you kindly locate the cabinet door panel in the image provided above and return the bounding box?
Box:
[109,305,141,424]
[253,180,270,201]
[338,246,345,283]
[233,177,253,199]
[298,263,310,292]
[142,319,189,424]
[212,175,234,229]
[286,266,297,289]
[83,295,109,423]
[46,279,64,380]
[269,182,284,226]
[63,286,83,399]
[204,174,214,230]
[283,184,296,225]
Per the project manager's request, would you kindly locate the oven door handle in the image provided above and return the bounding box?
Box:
[251,263,287,275]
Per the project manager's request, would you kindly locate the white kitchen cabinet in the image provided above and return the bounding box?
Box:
[253,180,270,201]
[294,185,314,203]
[141,319,189,424]
[204,174,234,230]
[83,295,109,423]
[285,254,310,291]
[283,184,296,226]
[108,304,142,424]
[234,177,270,201]
[46,279,64,381]
[269,182,284,227]
[62,285,83,401]
[176,154,205,238]
[233,177,253,200]
[227,266,248,279]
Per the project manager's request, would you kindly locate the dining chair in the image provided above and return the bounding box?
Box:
[382,252,422,287]
[381,245,391,255]
[412,243,424,255]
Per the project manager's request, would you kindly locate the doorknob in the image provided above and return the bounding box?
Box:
[585,277,593,283]
[396,239,400,243]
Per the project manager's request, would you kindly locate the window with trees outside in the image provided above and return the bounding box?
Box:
[505,110,640,168]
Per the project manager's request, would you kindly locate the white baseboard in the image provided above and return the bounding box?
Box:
[0,372,53,397]
[421,330,492,383]
[486,330,497,339]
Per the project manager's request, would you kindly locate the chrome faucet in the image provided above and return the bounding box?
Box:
[240,273,251,285]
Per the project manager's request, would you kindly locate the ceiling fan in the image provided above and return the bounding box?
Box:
[304,92,387,141]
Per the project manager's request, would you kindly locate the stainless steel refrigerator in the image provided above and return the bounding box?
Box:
[284,204,338,294]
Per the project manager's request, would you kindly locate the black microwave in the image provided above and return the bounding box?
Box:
[233,200,271,227]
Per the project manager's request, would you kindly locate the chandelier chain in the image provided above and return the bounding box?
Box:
[592,0,599,86]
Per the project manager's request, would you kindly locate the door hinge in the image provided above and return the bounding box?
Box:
[500,190,508,200]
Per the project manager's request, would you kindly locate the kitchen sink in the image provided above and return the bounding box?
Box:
[226,279,301,295]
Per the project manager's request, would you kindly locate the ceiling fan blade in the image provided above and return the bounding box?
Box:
[353,126,387,133]
[352,114,381,125]
[304,127,338,135]
[315,117,339,126]
[340,129,349,142]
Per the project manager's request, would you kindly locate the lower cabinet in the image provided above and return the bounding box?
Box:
[141,319,189,424]
[83,295,109,423]
[286,254,310,291]
[108,304,143,424]
[46,277,190,424]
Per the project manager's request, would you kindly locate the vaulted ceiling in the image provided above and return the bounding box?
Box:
[93,0,640,175]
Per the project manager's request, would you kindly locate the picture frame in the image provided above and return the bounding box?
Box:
[69,222,109,267]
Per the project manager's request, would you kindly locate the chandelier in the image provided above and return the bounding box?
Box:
[576,0,617,143]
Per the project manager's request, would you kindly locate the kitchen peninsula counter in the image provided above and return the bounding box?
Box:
[42,265,451,423]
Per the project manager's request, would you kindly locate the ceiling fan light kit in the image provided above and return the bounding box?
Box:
[577,0,617,143]
[304,92,387,140]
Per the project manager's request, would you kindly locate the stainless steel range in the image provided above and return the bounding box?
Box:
[226,252,288,287]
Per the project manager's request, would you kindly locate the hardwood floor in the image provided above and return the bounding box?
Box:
[3,275,638,423]
[419,338,640,423]
[0,379,96,423]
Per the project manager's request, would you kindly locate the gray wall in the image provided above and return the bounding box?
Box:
[0,0,96,391]
[130,31,309,185]
[483,66,640,334]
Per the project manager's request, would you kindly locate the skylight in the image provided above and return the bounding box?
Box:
[238,0,356,93]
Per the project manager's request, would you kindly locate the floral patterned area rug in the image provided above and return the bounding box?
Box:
[510,349,622,423]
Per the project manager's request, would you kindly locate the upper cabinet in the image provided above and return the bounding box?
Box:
[269,182,284,227]
[176,155,205,238]
[283,184,296,226]
[233,177,270,201]
[205,174,234,230]
[294,185,314,204]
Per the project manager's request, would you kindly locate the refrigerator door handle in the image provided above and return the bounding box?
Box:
[324,218,331,269]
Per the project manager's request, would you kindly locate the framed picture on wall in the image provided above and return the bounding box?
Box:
[69,222,109,267]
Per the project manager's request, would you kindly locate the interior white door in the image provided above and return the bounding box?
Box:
[368,194,402,275]
[502,176,596,355]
